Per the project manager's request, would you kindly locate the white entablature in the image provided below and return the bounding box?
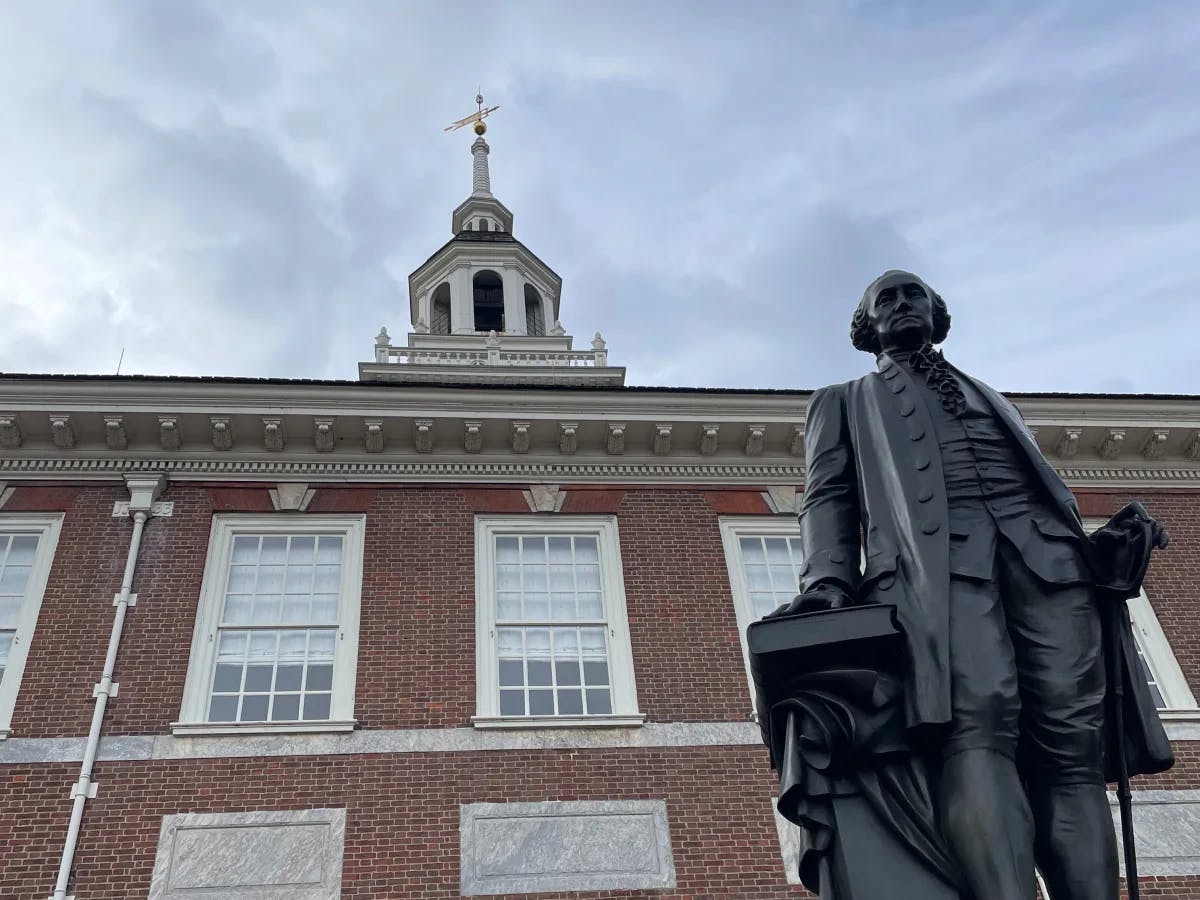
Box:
[365,107,623,387]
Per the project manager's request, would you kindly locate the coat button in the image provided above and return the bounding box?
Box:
[915,456,931,471]
[909,425,926,441]
[899,399,915,416]
[890,381,906,394]
[878,575,896,591]
[917,486,933,502]
[830,550,845,564]
[921,521,940,535]
[883,368,899,380]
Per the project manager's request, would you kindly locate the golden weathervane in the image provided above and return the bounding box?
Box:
[444,92,499,135]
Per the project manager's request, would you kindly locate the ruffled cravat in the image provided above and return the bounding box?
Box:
[900,344,967,417]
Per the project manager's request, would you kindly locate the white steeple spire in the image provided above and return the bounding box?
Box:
[471,136,492,197]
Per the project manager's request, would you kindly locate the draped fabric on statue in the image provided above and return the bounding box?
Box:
[764,668,963,897]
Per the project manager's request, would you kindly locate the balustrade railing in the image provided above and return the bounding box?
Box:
[375,346,608,367]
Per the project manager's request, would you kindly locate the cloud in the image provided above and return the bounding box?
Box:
[0,1,1197,393]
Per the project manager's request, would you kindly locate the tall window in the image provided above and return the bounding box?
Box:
[474,516,642,727]
[175,515,365,735]
[431,282,451,335]
[0,515,62,739]
[472,270,504,332]
[1084,519,1197,712]
[524,285,545,336]
[719,517,806,699]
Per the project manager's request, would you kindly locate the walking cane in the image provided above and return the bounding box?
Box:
[1097,507,1168,900]
[1105,595,1138,900]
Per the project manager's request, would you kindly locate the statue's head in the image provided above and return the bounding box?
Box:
[850,270,951,355]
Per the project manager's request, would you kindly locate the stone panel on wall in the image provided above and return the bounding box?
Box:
[1113,790,1200,876]
[148,808,345,898]
[459,799,676,895]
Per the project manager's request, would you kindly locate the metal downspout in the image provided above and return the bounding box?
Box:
[50,475,162,900]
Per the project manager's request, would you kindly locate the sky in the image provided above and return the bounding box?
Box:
[1,1,1197,393]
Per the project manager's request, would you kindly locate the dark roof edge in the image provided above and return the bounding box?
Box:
[0,372,1197,402]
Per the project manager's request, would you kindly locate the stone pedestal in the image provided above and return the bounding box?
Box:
[749,605,963,900]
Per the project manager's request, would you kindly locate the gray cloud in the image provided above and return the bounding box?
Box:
[0,1,1197,392]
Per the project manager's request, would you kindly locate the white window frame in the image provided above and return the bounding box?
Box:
[173,514,366,736]
[0,514,63,740]
[1085,518,1197,717]
[719,516,809,707]
[473,515,644,729]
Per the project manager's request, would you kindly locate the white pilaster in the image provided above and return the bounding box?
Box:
[451,265,474,333]
[501,266,524,334]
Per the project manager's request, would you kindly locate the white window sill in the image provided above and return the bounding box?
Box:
[1157,708,1200,722]
[171,720,357,737]
[471,714,646,730]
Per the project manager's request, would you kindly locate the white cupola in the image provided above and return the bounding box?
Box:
[361,96,624,386]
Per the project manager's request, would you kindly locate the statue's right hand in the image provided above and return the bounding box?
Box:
[764,585,854,619]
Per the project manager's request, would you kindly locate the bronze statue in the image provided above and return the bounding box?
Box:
[757,271,1171,900]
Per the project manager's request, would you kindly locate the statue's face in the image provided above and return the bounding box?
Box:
[867,280,934,353]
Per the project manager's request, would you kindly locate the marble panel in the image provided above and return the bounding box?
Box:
[148,808,345,899]
[460,799,676,895]
[1112,789,1200,876]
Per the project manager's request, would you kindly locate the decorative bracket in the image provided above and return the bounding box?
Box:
[414,420,434,454]
[464,422,483,454]
[49,415,75,449]
[1142,429,1170,460]
[699,424,720,456]
[1188,431,1200,461]
[559,423,578,455]
[158,415,181,450]
[1055,428,1082,459]
[788,425,804,458]
[745,425,765,457]
[511,422,531,454]
[210,416,233,451]
[103,416,127,451]
[606,423,625,456]
[0,414,21,449]
[363,420,384,453]
[653,424,672,457]
[1098,429,1126,460]
[262,417,286,452]
[313,418,336,453]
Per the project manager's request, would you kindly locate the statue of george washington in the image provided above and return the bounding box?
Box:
[766,270,1172,900]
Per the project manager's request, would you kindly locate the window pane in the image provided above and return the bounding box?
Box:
[496,536,519,562]
[498,660,524,687]
[241,695,269,721]
[271,694,301,721]
[738,534,805,623]
[302,693,331,720]
[0,595,22,630]
[209,626,337,723]
[558,689,583,715]
[0,566,31,595]
[208,695,238,722]
[499,689,525,715]
[260,537,287,564]
[8,535,40,565]
[489,532,618,719]
[585,689,612,715]
[231,536,259,564]
[316,536,343,564]
[528,690,554,716]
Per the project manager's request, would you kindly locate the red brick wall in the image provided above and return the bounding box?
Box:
[2,747,809,899]
[3,481,1200,898]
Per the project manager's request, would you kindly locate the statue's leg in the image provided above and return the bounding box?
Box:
[999,542,1117,900]
[941,574,1036,900]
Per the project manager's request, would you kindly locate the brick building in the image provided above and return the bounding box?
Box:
[2,124,1200,899]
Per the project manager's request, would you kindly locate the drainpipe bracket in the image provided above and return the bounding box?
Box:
[115,593,137,607]
[69,779,98,800]
[93,682,117,698]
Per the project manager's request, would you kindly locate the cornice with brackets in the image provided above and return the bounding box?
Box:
[0,379,1196,488]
